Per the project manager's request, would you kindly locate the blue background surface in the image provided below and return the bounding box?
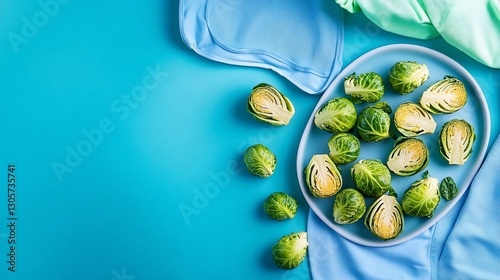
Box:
[0,1,498,280]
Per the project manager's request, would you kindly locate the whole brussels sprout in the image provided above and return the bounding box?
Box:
[333,188,366,224]
[420,75,467,114]
[356,103,392,142]
[343,72,385,103]
[388,61,429,94]
[351,159,392,197]
[263,192,298,221]
[402,171,440,218]
[439,119,476,165]
[243,144,276,178]
[305,154,343,198]
[314,97,357,133]
[327,133,361,165]
[394,102,437,137]
[247,83,295,126]
[364,195,404,240]
[386,137,429,176]
[272,232,308,269]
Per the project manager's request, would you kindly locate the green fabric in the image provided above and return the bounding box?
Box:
[336,0,500,68]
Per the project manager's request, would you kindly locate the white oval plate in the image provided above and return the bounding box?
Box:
[296,44,491,247]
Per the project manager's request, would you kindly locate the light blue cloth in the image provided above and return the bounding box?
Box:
[178,0,344,94]
[308,134,500,279]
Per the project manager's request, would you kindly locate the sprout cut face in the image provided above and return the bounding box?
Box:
[387,137,429,176]
[344,72,385,103]
[364,195,404,240]
[394,102,437,137]
[263,192,298,221]
[243,144,276,178]
[351,159,392,197]
[439,119,476,165]
[356,104,392,142]
[420,75,467,114]
[333,188,366,224]
[388,61,429,94]
[272,232,308,269]
[314,97,357,133]
[305,154,342,198]
[247,83,295,126]
[327,133,361,165]
[402,171,440,218]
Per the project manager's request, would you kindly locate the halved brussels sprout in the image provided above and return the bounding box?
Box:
[314,97,357,133]
[344,72,385,103]
[386,137,429,176]
[305,154,342,198]
[327,133,361,165]
[364,195,404,240]
[394,102,437,137]
[272,232,308,269]
[247,83,295,126]
[263,192,298,221]
[402,171,440,218]
[243,144,276,178]
[439,119,476,165]
[351,159,392,197]
[388,61,429,94]
[333,188,366,224]
[356,104,392,142]
[420,75,467,114]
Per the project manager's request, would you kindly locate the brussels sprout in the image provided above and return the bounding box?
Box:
[305,154,342,198]
[439,119,476,165]
[247,83,295,126]
[314,97,357,133]
[351,159,392,197]
[344,72,385,103]
[420,75,467,114]
[272,232,308,269]
[263,192,298,221]
[394,102,437,137]
[327,133,361,165]
[364,195,404,240]
[386,137,429,176]
[439,177,458,201]
[356,104,392,142]
[402,171,440,218]
[388,61,429,94]
[333,188,366,224]
[243,144,276,178]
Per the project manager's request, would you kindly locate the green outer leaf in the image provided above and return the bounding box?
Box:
[243,144,276,178]
[263,192,298,221]
[327,133,361,165]
[388,61,429,94]
[439,177,459,200]
[344,72,385,103]
[351,159,392,197]
[333,188,366,224]
[272,232,308,269]
[314,97,357,133]
[364,195,404,240]
[356,106,391,142]
[402,172,440,218]
[247,83,295,126]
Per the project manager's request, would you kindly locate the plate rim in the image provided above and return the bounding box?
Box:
[297,43,491,247]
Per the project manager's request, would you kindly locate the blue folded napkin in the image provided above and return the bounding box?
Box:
[308,134,500,279]
[179,0,344,94]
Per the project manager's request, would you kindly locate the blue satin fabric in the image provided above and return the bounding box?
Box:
[179,0,344,94]
[308,134,500,279]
